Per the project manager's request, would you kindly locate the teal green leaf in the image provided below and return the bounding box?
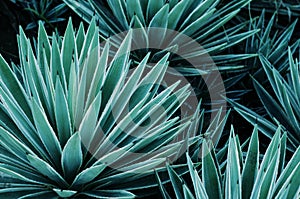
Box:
[61,132,82,181]
[167,164,184,199]
[242,126,259,199]
[0,54,31,118]
[72,164,106,186]
[82,190,135,199]
[61,18,76,83]
[30,99,62,167]
[55,78,72,146]
[202,140,222,199]
[53,188,77,198]
[27,154,68,187]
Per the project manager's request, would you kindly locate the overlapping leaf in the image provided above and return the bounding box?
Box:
[63,0,258,74]
[230,49,300,151]
[157,126,300,198]
[0,19,207,198]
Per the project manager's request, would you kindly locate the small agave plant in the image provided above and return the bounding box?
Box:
[63,0,258,75]
[230,48,300,151]
[0,18,210,198]
[225,11,300,115]
[157,126,300,199]
[9,0,68,30]
[249,0,300,18]
[244,11,299,76]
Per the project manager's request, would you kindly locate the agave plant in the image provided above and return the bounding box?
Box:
[157,126,300,198]
[224,10,300,104]
[9,0,68,30]
[245,10,300,77]
[249,0,300,18]
[63,0,258,75]
[229,48,300,151]
[0,17,222,198]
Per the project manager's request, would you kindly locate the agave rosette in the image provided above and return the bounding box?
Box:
[63,0,259,75]
[0,18,210,198]
[157,126,300,198]
[9,0,68,30]
[224,10,300,105]
[249,0,300,17]
[245,10,300,77]
[230,48,300,151]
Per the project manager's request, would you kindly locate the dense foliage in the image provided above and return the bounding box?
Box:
[158,126,300,199]
[0,0,299,198]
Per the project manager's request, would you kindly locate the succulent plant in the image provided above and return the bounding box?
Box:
[9,0,68,30]
[0,1,298,198]
[249,0,300,18]
[230,48,300,151]
[63,0,259,75]
[0,18,214,198]
[157,126,300,199]
[245,11,299,76]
